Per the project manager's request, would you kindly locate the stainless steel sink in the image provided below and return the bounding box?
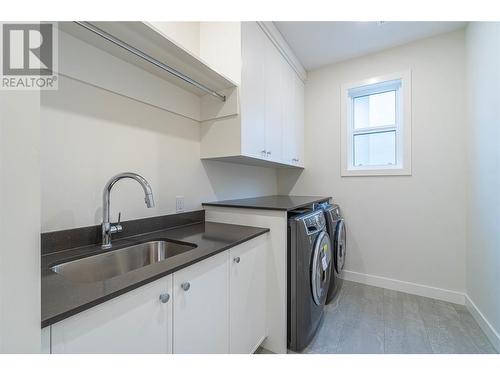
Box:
[51,240,197,283]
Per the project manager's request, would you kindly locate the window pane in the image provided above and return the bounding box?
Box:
[353,91,396,129]
[353,131,396,167]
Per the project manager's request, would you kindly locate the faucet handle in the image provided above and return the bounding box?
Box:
[116,212,122,232]
[110,212,123,234]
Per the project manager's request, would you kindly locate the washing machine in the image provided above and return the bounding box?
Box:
[315,202,346,304]
[287,209,332,352]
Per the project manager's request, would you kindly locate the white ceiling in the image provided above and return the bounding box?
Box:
[274,22,467,71]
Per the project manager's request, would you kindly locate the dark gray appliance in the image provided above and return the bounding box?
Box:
[287,209,332,352]
[315,202,346,304]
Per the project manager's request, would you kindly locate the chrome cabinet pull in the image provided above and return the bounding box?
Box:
[181,282,190,291]
[233,256,241,263]
[159,293,170,303]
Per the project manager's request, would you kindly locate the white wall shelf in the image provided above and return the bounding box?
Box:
[58,22,237,99]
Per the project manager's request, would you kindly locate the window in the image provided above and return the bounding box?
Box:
[341,71,411,176]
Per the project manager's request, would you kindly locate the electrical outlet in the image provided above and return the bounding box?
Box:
[176,196,184,213]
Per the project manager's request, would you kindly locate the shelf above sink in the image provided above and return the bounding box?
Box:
[57,21,238,98]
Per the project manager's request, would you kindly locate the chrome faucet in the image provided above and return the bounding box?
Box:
[102,172,155,250]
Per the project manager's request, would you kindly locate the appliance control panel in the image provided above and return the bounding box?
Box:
[302,211,326,234]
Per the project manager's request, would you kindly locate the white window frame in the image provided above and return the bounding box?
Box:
[340,70,412,176]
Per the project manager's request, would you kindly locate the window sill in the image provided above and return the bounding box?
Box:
[341,167,411,177]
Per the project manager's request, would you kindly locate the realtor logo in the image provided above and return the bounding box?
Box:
[1,22,58,90]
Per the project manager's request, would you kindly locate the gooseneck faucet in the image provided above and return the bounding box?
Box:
[102,172,155,250]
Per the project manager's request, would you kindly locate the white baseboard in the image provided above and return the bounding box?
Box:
[465,295,500,353]
[341,270,465,305]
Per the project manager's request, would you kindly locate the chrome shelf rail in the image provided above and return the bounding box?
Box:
[75,21,226,102]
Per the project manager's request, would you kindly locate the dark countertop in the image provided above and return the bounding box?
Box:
[202,195,331,211]
[41,221,269,327]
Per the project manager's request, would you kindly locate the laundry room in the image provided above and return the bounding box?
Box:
[0,1,499,374]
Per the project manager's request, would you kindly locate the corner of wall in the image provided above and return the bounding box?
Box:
[464,21,500,352]
[0,88,42,353]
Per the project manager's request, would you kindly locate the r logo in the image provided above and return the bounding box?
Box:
[2,23,53,75]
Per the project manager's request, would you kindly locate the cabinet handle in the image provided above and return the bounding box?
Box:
[233,256,241,263]
[181,282,191,291]
[159,293,170,303]
[261,150,266,154]
[266,151,272,156]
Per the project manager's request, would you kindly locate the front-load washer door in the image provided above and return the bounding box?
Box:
[334,219,346,273]
[311,231,332,306]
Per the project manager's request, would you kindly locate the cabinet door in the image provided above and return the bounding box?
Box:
[282,63,297,165]
[173,251,229,353]
[51,276,173,354]
[240,22,266,159]
[282,64,305,167]
[41,327,50,354]
[294,72,305,166]
[264,35,283,163]
[229,235,267,353]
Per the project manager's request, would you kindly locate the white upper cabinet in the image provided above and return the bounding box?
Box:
[281,55,305,167]
[282,61,296,165]
[200,22,306,168]
[284,68,305,167]
[295,73,305,165]
[240,21,266,159]
[263,35,284,163]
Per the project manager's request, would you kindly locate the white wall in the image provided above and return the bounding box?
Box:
[149,22,201,56]
[41,27,277,232]
[465,22,500,350]
[279,30,467,302]
[0,90,41,352]
[58,30,202,122]
[41,75,277,232]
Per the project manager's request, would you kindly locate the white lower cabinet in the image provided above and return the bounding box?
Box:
[41,327,51,354]
[229,235,267,353]
[173,251,229,353]
[51,276,173,354]
[48,235,267,354]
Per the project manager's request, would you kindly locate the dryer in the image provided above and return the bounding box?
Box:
[287,209,332,352]
[315,202,346,304]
